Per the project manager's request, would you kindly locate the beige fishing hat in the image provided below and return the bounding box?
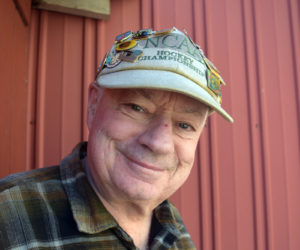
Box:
[95,27,233,123]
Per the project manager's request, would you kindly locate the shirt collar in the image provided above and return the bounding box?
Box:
[60,142,118,234]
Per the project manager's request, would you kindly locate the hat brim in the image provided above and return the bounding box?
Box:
[97,69,233,123]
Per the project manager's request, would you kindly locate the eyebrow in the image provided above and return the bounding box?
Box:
[179,108,207,117]
[134,89,153,100]
[129,89,208,116]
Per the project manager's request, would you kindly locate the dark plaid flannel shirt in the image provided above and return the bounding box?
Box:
[0,142,196,249]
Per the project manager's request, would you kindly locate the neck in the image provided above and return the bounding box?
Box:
[83,158,154,249]
[101,197,153,249]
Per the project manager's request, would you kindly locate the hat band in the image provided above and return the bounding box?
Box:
[101,66,221,104]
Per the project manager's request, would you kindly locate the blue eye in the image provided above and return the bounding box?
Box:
[131,104,144,112]
[178,122,193,130]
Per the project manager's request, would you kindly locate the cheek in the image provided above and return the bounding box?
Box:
[102,115,144,141]
[163,140,198,196]
[163,162,193,199]
[176,139,198,166]
[88,129,112,170]
[88,110,144,167]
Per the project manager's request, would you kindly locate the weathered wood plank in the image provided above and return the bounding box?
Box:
[32,0,110,20]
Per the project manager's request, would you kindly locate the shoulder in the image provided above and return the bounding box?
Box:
[0,166,60,192]
[156,200,187,231]
[0,165,66,209]
[0,166,71,249]
[155,201,196,249]
[167,201,189,233]
[168,203,196,249]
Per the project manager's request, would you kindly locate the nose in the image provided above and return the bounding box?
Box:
[138,118,174,154]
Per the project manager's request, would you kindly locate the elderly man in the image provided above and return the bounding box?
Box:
[0,27,233,249]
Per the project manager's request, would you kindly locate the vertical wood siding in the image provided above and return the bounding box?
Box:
[2,0,300,249]
[0,0,31,177]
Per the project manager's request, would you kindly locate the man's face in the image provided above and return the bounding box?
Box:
[87,85,208,206]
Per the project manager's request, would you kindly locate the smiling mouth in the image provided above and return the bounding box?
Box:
[124,154,164,172]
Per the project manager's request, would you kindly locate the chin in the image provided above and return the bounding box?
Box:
[115,178,165,203]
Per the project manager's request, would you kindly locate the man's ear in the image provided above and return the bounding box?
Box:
[87,82,103,130]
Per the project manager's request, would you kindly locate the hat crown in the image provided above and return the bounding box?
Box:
[95,27,233,123]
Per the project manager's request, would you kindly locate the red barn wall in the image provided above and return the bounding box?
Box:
[0,0,31,176]
[1,0,300,249]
